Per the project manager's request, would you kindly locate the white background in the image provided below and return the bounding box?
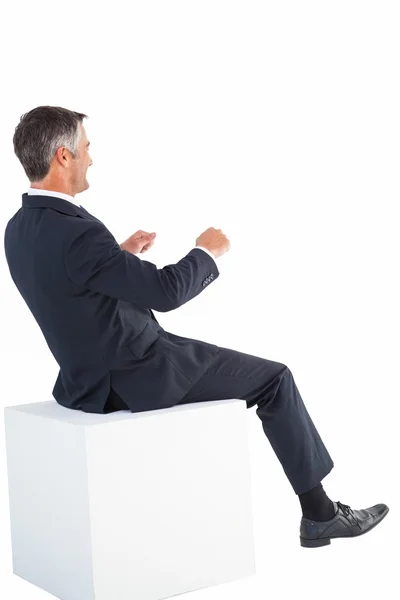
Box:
[1,1,399,598]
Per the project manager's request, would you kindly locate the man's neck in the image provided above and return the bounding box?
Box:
[27,186,81,207]
[30,183,75,197]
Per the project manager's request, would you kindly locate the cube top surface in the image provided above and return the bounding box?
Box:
[4,398,242,426]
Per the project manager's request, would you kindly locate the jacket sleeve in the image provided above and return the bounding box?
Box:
[64,220,219,312]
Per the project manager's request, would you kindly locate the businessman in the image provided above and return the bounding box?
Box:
[4,105,389,547]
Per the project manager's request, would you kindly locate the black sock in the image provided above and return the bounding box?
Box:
[297,482,336,521]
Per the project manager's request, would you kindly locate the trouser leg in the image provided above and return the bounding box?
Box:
[176,345,334,495]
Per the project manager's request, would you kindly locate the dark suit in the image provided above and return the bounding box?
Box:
[4,192,334,494]
[4,193,221,414]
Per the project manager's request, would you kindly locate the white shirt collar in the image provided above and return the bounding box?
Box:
[27,187,82,208]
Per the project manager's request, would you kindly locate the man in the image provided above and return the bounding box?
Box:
[4,105,389,547]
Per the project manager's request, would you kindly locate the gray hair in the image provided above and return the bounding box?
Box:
[13,105,88,182]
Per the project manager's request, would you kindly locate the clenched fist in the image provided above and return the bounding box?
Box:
[120,230,156,255]
[196,227,230,259]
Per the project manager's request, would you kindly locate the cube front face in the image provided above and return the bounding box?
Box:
[87,401,256,600]
[5,400,256,600]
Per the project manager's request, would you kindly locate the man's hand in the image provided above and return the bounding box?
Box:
[196,227,230,259]
[120,230,156,255]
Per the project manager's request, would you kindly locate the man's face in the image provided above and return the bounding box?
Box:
[70,123,93,194]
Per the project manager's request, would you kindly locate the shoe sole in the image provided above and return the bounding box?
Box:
[299,506,390,548]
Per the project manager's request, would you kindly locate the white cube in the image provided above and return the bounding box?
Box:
[4,399,256,600]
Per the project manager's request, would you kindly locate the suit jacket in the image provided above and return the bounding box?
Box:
[4,193,221,413]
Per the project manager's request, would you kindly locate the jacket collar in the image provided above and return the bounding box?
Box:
[21,192,85,218]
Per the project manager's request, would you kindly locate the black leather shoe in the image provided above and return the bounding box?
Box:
[300,500,389,547]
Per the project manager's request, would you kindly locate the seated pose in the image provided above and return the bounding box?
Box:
[5,105,389,548]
